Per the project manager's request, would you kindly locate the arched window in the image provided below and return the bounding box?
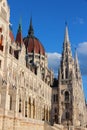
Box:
[25,101,27,117]
[0,27,3,51]
[19,98,21,112]
[65,68,68,79]
[10,95,12,110]
[65,91,69,101]
[33,100,35,119]
[66,112,69,120]
[54,107,57,113]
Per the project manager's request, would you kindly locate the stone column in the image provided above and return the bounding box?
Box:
[42,106,44,121]
[34,100,37,119]
[48,107,50,122]
[31,98,33,119]
[45,106,47,121]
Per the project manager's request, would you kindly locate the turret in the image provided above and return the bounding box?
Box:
[16,23,23,47]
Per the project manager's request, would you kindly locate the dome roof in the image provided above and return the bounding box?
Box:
[24,18,45,55]
[24,36,45,55]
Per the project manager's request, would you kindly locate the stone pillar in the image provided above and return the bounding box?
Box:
[40,106,43,120]
[14,87,19,117]
[48,107,50,122]
[34,101,37,119]
[45,106,47,121]
[42,106,44,121]
[31,98,33,118]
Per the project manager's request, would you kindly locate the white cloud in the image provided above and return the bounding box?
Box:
[78,42,87,55]
[73,17,84,25]
[77,42,87,75]
[47,52,61,77]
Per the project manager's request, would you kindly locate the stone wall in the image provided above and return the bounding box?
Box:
[0,113,44,130]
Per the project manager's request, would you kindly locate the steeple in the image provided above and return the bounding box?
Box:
[28,17,34,37]
[16,23,23,47]
[60,23,73,80]
[64,22,70,44]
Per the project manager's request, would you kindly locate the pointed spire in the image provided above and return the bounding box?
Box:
[75,49,80,70]
[28,17,34,37]
[18,23,22,33]
[16,22,23,47]
[18,18,22,33]
[74,49,82,80]
[64,22,70,43]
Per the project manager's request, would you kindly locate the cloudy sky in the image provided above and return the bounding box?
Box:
[7,0,87,100]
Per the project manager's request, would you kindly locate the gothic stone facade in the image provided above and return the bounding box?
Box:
[0,0,53,130]
[0,0,87,130]
[53,26,87,127]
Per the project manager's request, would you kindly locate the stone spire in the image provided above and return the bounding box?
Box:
[64,22,70,43]
[74,50,81,80]
[61,23,73,79]
[16,23,23,47]
[28,17,34,37]
[18,23,22,33]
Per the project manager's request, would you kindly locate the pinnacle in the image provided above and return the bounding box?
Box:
[28,17,34,36]
[64,23,70,43]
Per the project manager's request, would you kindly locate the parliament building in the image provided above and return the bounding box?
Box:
[0,0,87,130]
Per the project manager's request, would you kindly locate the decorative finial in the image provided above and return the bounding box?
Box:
[65,21,67,26]
[28,17,34,36]
[18,17,22,32]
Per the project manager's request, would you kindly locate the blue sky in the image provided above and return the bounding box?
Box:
[7,0,87,100]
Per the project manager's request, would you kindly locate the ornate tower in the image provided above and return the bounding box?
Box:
[58,23,74,125]
[58,24,86,126]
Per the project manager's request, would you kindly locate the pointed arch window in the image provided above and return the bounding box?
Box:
[65,91,69,101]
[10,95,12,110]
[65,68,68,79]
[33,100,35,119]
[25,101,27,117]
[0,27,3,51]
[66,111,69,120]
[19,98,22,112]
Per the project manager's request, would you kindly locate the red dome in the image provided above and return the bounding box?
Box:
[24,36,45,55]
